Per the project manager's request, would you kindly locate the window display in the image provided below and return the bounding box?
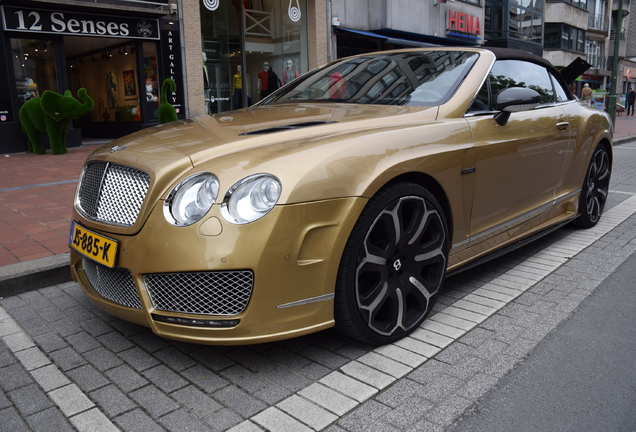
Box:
[200,0,308,110]
[257,62,280,98]
[67,39,144,123]
[11,39,57,108]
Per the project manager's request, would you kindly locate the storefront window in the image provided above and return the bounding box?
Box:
[246,0,308,105]
[200,0,308,113]
[11,39,57,108]
[143,42,160,121]
[201,1,233,114]
[67,37,141,123]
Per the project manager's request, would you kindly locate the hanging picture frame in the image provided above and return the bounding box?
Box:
[123,69,137,98]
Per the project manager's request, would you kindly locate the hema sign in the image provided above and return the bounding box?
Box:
[1,6,159,40]
[446,10,481,36]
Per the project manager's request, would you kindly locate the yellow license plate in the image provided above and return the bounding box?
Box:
[69,222,118,268]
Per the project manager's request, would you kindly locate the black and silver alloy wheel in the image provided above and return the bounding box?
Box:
[336,182,448,344]
[575,144,611,228]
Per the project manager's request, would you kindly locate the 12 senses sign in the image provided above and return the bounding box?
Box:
[1,6,159,40]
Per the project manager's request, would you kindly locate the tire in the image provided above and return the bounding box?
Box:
[335,182,449,344]
[574,144,611,228]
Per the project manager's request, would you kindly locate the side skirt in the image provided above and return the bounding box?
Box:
[446,217,577,279]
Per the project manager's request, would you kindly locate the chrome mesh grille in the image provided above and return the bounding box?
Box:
[82,258,142,310]
[144,271,254,316]
[78,162,150,226]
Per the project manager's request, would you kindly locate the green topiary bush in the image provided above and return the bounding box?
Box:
[19,88,94,155]
[158,78,178,124]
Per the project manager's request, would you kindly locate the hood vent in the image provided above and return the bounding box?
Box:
[239,121,337,136]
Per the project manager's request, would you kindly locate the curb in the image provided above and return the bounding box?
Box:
[2,135,635,298]
[0,254,71,297]
[613,135,636,146]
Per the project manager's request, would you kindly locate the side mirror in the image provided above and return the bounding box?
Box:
[493,87,541,126]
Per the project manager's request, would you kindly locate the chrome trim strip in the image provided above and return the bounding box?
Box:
[452,238,470,249]
[465,188,582,245]
[470,202,551,243]
[75,161,110,222]
[554,189,581,204]
[277,293,335,309]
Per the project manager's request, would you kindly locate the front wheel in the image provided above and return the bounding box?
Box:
[335,182,449,344]
[574,144,611,228]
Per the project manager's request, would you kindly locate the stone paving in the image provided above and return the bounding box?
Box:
[1,141,636,431]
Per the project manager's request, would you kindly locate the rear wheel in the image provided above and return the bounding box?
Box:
[574,144,611,228]
[335,182,448,344]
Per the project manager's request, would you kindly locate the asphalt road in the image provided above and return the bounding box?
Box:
[448,249,636,432]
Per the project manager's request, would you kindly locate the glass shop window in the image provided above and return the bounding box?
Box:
[199,0,309,111]
[143,42,160,121]
[67,37,140,123]
[242,0,308,105]
[11,39,58,108]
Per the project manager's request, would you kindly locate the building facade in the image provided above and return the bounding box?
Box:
[330,0,484,57]
[0,0,184,153]
[179,0,328,118]
[3,0,636,154]
[483,0,544,55]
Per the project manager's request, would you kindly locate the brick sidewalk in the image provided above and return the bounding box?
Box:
[0,146,97,266]
[0,113,635,268]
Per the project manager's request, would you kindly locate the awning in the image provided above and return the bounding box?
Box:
[335,28,388,40]
[447,32,481,41]
[385,38,436,47]
[373,28,479,47]
[335,27,435,47]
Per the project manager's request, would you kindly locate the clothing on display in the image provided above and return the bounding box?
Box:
[232,66,243,109]
[258,62,280,98]
[282,60,299,85]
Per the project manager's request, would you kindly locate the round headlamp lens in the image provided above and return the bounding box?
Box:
[165,173,219,226]
[221,174,281,224]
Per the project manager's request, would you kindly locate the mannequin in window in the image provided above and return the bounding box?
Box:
[202,52,209,91]
[258,61,280,99]
[281,59,298,86]
[232,65,243,109]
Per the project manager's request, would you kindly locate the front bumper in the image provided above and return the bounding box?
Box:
[70,197,366,345]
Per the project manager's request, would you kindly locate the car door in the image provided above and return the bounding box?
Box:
[466,59,571,246]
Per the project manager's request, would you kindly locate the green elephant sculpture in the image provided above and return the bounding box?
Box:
[19,88,94,155]
[158,78,178,124]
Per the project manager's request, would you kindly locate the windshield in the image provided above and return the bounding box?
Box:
[259,50,479,107]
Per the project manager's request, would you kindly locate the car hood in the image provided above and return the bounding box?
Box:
[92,103,438,168]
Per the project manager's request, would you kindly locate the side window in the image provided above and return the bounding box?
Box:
[551,74,570,102]
[489,60,555,105]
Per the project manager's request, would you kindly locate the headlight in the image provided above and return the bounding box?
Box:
[220,174,281,224]
[164,173,219,226]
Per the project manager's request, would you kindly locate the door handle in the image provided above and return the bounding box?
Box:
[556,121,569,132]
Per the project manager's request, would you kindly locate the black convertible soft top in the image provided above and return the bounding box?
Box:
[481,46,578,99]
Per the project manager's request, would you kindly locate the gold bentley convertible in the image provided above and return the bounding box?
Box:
[69,47,612,345]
